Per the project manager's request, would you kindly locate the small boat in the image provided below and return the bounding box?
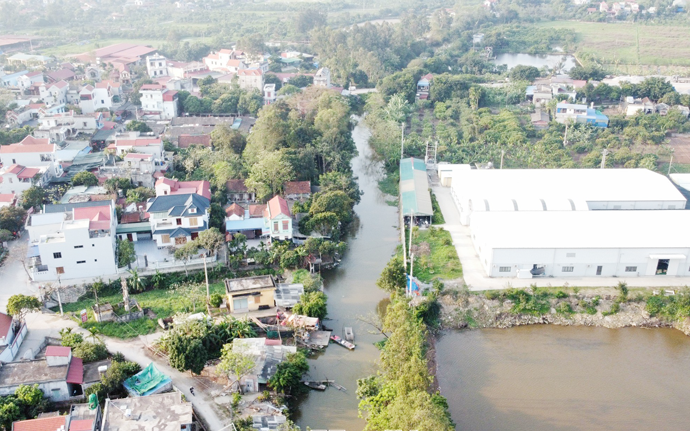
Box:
[330,335,355,350]
[304,381,327,391]
[344,327,354,342]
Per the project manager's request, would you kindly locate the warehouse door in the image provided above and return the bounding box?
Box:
[656,259,669,275]
[596,266,602,275]
[233,298,249,312]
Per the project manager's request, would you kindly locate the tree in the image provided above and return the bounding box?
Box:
[635,77,676,102]
[117,238,136,268]
[0,206,27,233]
[128,269,147,293]
[293,291,328,320]
[126,187,155,204]
[269,351,309,394]
[6,295,40,323]
[237,33,265,55]
[167,332,208,375]
[211,125,246,155]
[319,171,362,204]
[295,9,327,35]
[59,327,84,347]
[21,186,45,210]
[196,227,225,308]
[131,78,153,106]
[376,256,406,294]
[263,73,283,92]
[126,120,152,133]
[277,84,300,96]
[310,191,354,223]
[288,75,314,88]
[0,229,12,243]
[306,212,340,237]
[72,171,98,187]
[217,344,256,391]
[174,241,200,276]
[104,177,132,195]
[0,402,21,430]
[568,65,606,81]
[246,151,294,201]
[15,384,43,407]
[508,65,540,82]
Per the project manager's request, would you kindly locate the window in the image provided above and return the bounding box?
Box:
[566,253,576,258]
[273,221,279,232]
[12,159,16,164]
[613,205,622,209]
[53,252,62,259]
[499,267,511,273]
[7,178,11,183]
[74,245,83,249]
[562,266,574,272]
[189,208,197,214]
[56,267,64,274]
[625,266,638,272]
[83,122,87,127]
[77,261,86,264]
[282,220,289,230]
[161,234,171,244]
[176,218,182,226]
[188,217,198,227]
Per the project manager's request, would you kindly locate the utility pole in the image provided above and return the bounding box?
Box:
[500,150,505,169]
[56,276,63,316]
[601,149,609,169]
[409,252,414,296]
[668,153,674,176]
[408,216,414,268]
[400,122,405,159]
[563,121,569,147]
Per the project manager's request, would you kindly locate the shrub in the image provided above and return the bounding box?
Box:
[603,302,620,316]
[73,342,109,363]
[210,293,224,308]
[555,302,573,314]
[555,290,568,299]
[60,328,84,348]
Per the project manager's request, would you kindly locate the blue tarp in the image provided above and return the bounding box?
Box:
[231,118,242,130]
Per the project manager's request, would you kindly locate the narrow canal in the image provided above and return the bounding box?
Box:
[437,326,690,431]
[294,117,399,429]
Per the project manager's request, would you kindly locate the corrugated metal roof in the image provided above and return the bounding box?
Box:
[399,158,433,217]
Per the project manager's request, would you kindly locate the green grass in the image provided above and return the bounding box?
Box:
[58,282,227,339]
[532,21,690,68]
[409,227,462,282]
[430,191,445,225]
[378,171,399,197]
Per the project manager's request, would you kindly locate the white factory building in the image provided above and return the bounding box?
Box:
[443,165,690,278]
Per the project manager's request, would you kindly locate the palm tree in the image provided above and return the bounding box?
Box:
[86,327,103,344]
[128,269,146,293]
[151,270,165,290]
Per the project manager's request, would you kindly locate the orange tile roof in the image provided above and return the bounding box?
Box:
[225,203,244,217]
[12,416,66,431]
[284,181,311,195]
[267,195,290,219]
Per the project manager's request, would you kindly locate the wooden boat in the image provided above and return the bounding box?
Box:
[303,381,327,391]
[344,327,354,342]
[330,334,355,350]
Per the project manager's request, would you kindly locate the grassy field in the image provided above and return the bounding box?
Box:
[57,282,227,338]
[409,227,462,283]
[534,21,690,70]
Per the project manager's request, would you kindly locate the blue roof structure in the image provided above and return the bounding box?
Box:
[147,193,210,216]
[399,158,433,217]
[226,217,266,232]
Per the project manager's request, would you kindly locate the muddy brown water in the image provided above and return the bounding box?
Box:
[436,326,690,431]
[293,117,398,430]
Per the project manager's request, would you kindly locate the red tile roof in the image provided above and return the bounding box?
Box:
[17,167,40,179]
[155,178,211,200]
[0,194,15,204]
[124,153,153,160]
[284,181,311,196]
[20,135,50,146]
[238,69,262,77]
[46,69,76,82]
[0,313,12,337]
[6,164,24,175]
[115,138,161,147]
[66,357,83,384]
[73,205,112,230]
[162,90,178,102]
[226,179,248,192]
[267,195,290,219]
[120,212,142,224]
[45,346,71,357]
[178,134,211,148]
[140,84,164,91]
[248,204,264,218]
[68,420,92,431]
[12,416,66,431]
[225,203,244,217]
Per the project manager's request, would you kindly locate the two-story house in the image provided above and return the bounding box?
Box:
[110,135,167,171]
[35,111,104,142]
[555,101,609,128]
[26,201,118,281]
[313,67,331,88]
[203,49,247,73]
[139,84,179,120]
[38,81,69,106]
[225,203,267,239]
[0,135,61,179]
[226,179,255,202]
[79,84,113,114]
[0,164,46,200]
[155,178,211,200]
[146,194,210,247]
[264,195,292,241]
[146,54,169,78]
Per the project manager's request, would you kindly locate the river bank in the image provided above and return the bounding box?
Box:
[438,285,690,336]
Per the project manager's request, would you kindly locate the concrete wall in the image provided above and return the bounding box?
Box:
[0,380,69,401]
[228,289,275,313]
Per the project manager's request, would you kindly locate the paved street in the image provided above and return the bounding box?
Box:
[432,182,690,290]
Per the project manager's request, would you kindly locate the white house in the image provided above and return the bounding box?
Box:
[0,164,46,199]
[264,84,276,105]
[0,135,61,179]
[472,210,690,278]
[203,49,247,73]
[79,84,113,114]
[139,84,179,119]
[314,67,331,88]
[39,81,69,106]
[147,193,210,247]
[449,167,687,226]
[146,54,169,78]
[17,71,44,90]
[155,177,211,200]
[26,201,118,281]
[36,111,103,142]
[111,135,166,170]
[238,69,264,92]
[264,195,292,241]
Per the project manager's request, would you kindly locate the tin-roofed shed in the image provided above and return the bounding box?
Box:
[399,157,433,222]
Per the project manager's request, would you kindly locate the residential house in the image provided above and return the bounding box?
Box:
[155,178,211,200]
[230,338,296,393]
[313,67,331,88]
[101,392,194,431]
[0,194,16,208]
[79,85,112,114]
[45,68,76,83]
[264,196,292,241]
[624,96,655,116]
[238,69,264,92]
[122,153,156,187]
[263,84,276,105]
[12,403,100,431]
[676,105,690,118]
[0,346,83,401]
[146,54,169,78]
[139,84,179,120]
[1,71,29,88]
[225,203,267,239]
[416,73,433,99]
[203,49,247,73]
[531,85,554,105]
[283,181,311,200]
[110,135,166,171]
[26,201,118,281]
[224,275,277,313]
[655,102,670,116]
[6,53,53,67]
[226,179,255,202]
[17,72,44,91]
[178,134,211,149]
[555,101,609,128]
[36,111,103,142]
[0,312,27,363]
[147,194,210,247]
[0,136,61,179]
[0,164,46,200]
[39,81,69,106]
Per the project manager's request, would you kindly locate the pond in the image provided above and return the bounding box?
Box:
[436,325,690,431]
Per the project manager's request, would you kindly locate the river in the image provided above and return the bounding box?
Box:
[294,117,398,430]
[436,326,690,431]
